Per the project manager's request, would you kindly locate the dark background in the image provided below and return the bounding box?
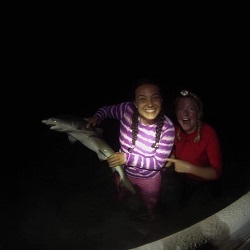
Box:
[4,9,250,249]
[22,35,248,180]
[13,17,248,203]
[26,46,247,154]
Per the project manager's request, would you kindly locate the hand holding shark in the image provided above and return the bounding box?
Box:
[42,115,136,194]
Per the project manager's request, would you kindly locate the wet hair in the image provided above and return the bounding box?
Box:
[127,79,165,152]
[175,89,203,143]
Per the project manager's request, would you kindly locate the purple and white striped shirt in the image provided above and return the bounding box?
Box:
[93,102,175,178]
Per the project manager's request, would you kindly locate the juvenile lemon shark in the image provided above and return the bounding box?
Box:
[41,115,136,194]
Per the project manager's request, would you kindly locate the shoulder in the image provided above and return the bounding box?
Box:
[162,115,175,134]
[116,102,136,117]
[122,102,136,112]
[125,102,135,108]
[201,123,218,137]
[163,115,174,127]
[202,123,216,132]
[113,101,134,110]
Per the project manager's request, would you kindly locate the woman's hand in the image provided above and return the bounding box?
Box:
[84,117,98,128]
[166,158,218,180]
[107,152,126,167]
[162,154,175,171]
[165,158,192,173]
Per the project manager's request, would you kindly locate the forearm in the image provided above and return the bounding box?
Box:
[164,154,175,168]
[189,165,218,180]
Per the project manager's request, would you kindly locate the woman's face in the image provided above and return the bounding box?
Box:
[175,97,201,134]
[134,84,163,125]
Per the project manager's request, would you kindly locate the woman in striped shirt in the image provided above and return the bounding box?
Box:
[86,79,175,220]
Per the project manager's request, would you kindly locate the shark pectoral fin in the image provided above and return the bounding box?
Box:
[68,134,78,144]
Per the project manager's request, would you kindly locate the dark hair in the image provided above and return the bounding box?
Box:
[128,78,165,152]
[130,78,163,100]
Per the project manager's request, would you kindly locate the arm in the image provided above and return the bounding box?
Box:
[125,120,175,171]
[165,158,218,180]
[107,132,175,170]
[85,102,129,128]
[163,153,175,169]
[108,116,175,171]
[167,124,222,180]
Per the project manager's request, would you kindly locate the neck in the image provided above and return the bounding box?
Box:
[140,117,157,125]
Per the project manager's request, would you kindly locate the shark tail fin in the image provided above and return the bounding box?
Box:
[120,177,136,194]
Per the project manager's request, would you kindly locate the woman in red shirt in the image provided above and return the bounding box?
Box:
[165,89,222,206]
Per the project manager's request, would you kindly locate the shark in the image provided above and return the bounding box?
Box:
[41,115,136,194]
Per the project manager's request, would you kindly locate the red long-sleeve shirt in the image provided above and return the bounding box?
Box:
[173,123,222,181]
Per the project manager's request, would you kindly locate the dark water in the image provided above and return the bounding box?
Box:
[2,120,249,250]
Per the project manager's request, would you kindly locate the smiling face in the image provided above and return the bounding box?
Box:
[134,83,163,125]
[175,97,202,134]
